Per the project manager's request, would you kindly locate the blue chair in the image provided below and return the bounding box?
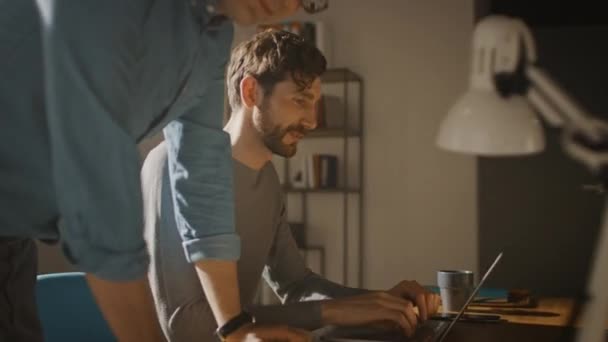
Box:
[36,272,116,342]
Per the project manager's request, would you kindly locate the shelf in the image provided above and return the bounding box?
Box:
[307,128,361,138]
[283,187,360,194]
[322,68,362,83]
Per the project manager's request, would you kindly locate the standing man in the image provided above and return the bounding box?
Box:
[0,1,311,341]
[142,29,441,341]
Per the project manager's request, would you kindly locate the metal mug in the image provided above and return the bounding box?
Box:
[437,270,474,312]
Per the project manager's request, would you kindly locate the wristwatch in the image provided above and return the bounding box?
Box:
[215,311,255,341]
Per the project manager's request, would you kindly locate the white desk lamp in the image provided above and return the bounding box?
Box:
[437,15,608,341]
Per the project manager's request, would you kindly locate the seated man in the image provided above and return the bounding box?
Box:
[141,29,441,342]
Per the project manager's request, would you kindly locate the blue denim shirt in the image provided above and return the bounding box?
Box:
[0,0,239,281]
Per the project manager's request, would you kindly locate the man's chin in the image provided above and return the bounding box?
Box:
[274,144,297,158]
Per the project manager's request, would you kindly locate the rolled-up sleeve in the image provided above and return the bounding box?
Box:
[163,33,239,263]
[38,1,148,281]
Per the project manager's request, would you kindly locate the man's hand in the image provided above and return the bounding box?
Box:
[217,0,300,26]
[226,323,311,342]
[320,292,419,338]
[387,280,441,322]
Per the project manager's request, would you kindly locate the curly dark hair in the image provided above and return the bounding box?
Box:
[226,29,327,111]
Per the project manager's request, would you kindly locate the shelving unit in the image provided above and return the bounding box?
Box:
[283,68,364,287]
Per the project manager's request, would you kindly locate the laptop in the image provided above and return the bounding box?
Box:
[315,252,503,342]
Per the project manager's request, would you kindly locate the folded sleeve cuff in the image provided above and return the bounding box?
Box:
[58,217,149,282]
[182,233,241,263]
[62,240,149,282]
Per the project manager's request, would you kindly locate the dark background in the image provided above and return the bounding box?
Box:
[475,0,608,296]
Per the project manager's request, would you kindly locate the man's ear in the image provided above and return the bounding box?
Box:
[240,75,260,109]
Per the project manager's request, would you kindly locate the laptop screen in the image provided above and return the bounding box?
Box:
[436,252,503,342]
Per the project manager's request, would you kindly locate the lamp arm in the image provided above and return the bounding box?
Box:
[524,65,608,172]
[526,66,600,138]
[526,86,565,127]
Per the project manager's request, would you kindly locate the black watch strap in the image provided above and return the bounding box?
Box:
[215,311,255,340]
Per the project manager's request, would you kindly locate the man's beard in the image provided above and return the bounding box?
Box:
[257,103,309,158]
[262,125,302,158]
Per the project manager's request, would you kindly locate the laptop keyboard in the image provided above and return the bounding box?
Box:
[314,320,450,341]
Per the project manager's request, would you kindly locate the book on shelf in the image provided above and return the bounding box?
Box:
[305,154,338,189]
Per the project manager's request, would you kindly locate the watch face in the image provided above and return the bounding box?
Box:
[302,0,328,13]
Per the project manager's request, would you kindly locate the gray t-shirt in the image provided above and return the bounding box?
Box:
[141,142,365,341]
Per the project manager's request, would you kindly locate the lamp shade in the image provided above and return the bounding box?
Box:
[436,89,545,156]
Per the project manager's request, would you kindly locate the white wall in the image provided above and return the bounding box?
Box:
[40,1,479,290]
[360,0,478,289]
[258,0,479,289]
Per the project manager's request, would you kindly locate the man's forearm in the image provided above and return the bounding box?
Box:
[85,274,165,342]
[248,301,324,330]
[195,259,241,326]
[276,273,370,304]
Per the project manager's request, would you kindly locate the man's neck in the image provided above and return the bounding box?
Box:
[224,111,272,170]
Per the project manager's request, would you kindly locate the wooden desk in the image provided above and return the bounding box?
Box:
[466,297,577,327]
[454,297,608,328]
[316,298,607,341]
[441,298,608,341]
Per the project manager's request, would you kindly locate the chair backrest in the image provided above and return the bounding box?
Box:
[36,272,116,342]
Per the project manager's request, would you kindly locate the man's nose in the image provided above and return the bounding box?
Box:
[302,108,318,130]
